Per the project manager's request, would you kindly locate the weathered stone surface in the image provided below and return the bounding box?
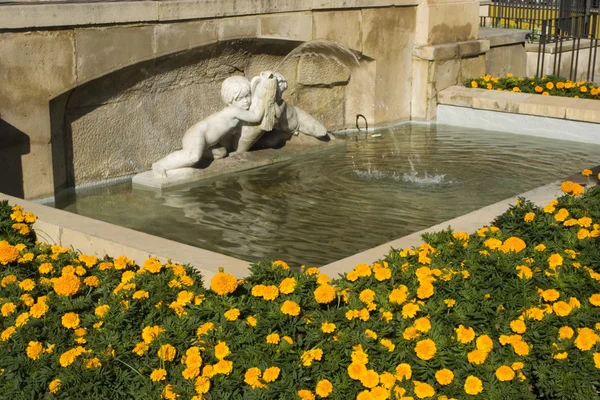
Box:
[297,57,351,86]
[345,60,376,127]
[312,10,362,53]
[566,101,600,124]
[417,1,479,46]
[260,12,312,41]
[459,54,486,81]
[154,20,218,57]
[296,86,346,131]
[413,43,458,61]
[217,16,260,41]
[0,31,76,199]
[478,27,528,47]
[436,85,474,107]
[363,7,416,124]
[518,96,567,119]
[410,58,433,120]
[432,59,461,93]
[485,43,526,78]
[76,26,154,84]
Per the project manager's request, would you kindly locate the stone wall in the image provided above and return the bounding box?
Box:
[64,40,353,187]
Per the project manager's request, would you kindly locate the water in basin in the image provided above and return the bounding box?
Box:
[56,123,600,267]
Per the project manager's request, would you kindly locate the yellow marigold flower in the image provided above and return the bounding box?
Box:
[558,326,574,339]
[157,344,176,362]
[582,169,593,176]
[246,315,257,327]
[468,349,488,364]
[495,365,515,381]
[464,375,483,395]
[394,363,412,382]
[315,284,336,304]
[266,333,280,344]
[444,298,456,307]
[49,378,61,393]
[389,285,408,304]
[365,329,377,340]
[150,368,167,381]
[15,312,29,327]
[53,273,81,297]
[553,301,572,317]
[297,389,315,400]
[282,335,293,344]
[523,212,535,222]
[98,262,113,270]
[594,353,600,369]
[416,283,434,299]
[553,352,568,360]
[401,303,419,319]
[578,229,590,240]
[510,319,526,334]
[195,375,211,393]
[83,276,99,287]
[142,325,164,344]
[131,290,149,299]
[214,341,230,360]
[224,308,240,321]
[354,263,372,277]
[381,310,393,322]
[262,285,279,301]
[18,279,34,292]
[142,257,162,273]
[590,294,600,307]
[534,244,546,252]
[62,312,80,329]
[132,342,148,356]
[348,362,368,380]
[1,326,16,341]
[85,358,101,369]
[359,289,376,304]
[413,381,435,398]
[554,208,570,222]
[161,384,178,400]
[26,341,43,360]
[197,322,214,337]
[94,304,110,318]
[515,265,533,279]
[435,368,454,385]
[574,328,598,351]
[513,340,530,356]
[213,359,233,375]
[315,379,333,397]
[380,338,395,352]
[322,322,336,333]
[0,241,19,265]
[403,326,420,340]
[1,302,16,317]
[316,274,331,285]
[414,317,431,333]
[471,80,478,88]
[360,369,379,389]
[281,300,301,316]
[262,366,280,383]
[484,238,502,250]
[271,260,289,270]
[373,264,392,281]
[59,346,86,367]
[279,277,296,294]
[560,181,584,196]
[38,262,54,274]
[578,217,592,227]
[455,325,475,344]
[476,335,493,352]
[378,372,396,389]
[548,253,563,268]
[30,300,49,318]
[500,237,526,253]
[210,270,238,295]
[414,338,437,360]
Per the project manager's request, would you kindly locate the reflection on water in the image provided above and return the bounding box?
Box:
[57,123,600,267]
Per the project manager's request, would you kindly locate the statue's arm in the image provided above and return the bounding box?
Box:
[235,107,264,124]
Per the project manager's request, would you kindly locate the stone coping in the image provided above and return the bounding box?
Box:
[0,0,421,30]
[438,85,600,124]
[478,27,529,47]
[525,39,597,54]
[320,167,600,276]
[3,166,598,283]
[0,192,251,286]
[413,39,490,61]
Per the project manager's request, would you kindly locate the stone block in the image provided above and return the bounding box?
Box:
[345,60,376,128]
[75,26,154,84]
[297,57,351,86]
[296,86,346,131]
[418,1,479,45]
[260,12,312,41]
[154,20,218,57]
[411,58,433,120]
[362,7,416,123]
[471,90,525,113]
[566,105,600,124]
[459,54,486,82]
[217,16,260,41]
[457,40,482,57]
[485,43,526,78]
[479,27,528,47]
[413,43,458,61]
[312,10,362,53]
[432,59,461,93]
[517,96,567,119]
[436,85,475,107]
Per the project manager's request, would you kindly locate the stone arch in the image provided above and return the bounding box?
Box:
[51,36,373,192]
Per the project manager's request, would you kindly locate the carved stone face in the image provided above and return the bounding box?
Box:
[232,92,251,110]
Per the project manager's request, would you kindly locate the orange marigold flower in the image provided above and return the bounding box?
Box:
[464,375,484,395]
[315,379,333,397]
[413,381,435,398]
[26,341,43,360]
[210,271,238,295]
[314,284,336,304]
[414,338,437,360]
[435,368,454,385]
[150,368,167,381]
[455,324,476,344]
[495,365,515,381]
[279,277,296,294]
[157,344,176,362]
[281,300,301,316]
[262,366,280,383]
[0,241,19,265]
[53,273,81,297]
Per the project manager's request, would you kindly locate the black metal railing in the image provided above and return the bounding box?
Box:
[536,14,599,81]
[480,0,597,38]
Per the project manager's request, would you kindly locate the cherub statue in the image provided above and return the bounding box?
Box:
[152,75,274,177]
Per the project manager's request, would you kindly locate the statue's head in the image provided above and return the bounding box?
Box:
[221,76,252,109]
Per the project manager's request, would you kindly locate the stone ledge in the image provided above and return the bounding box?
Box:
[0,0,421,30]
[478,27,529,48]
[0,192,251,285]
[438,85,600,124]
[413,39,490,61]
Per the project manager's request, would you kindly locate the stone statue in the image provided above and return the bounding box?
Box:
[151,75,275,177]
[150,71,328,178]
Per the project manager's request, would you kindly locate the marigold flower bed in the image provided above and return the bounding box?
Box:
[1,176,600,399]
[466,74,600,100]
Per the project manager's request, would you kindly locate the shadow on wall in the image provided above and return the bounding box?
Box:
[0,119,30,198]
